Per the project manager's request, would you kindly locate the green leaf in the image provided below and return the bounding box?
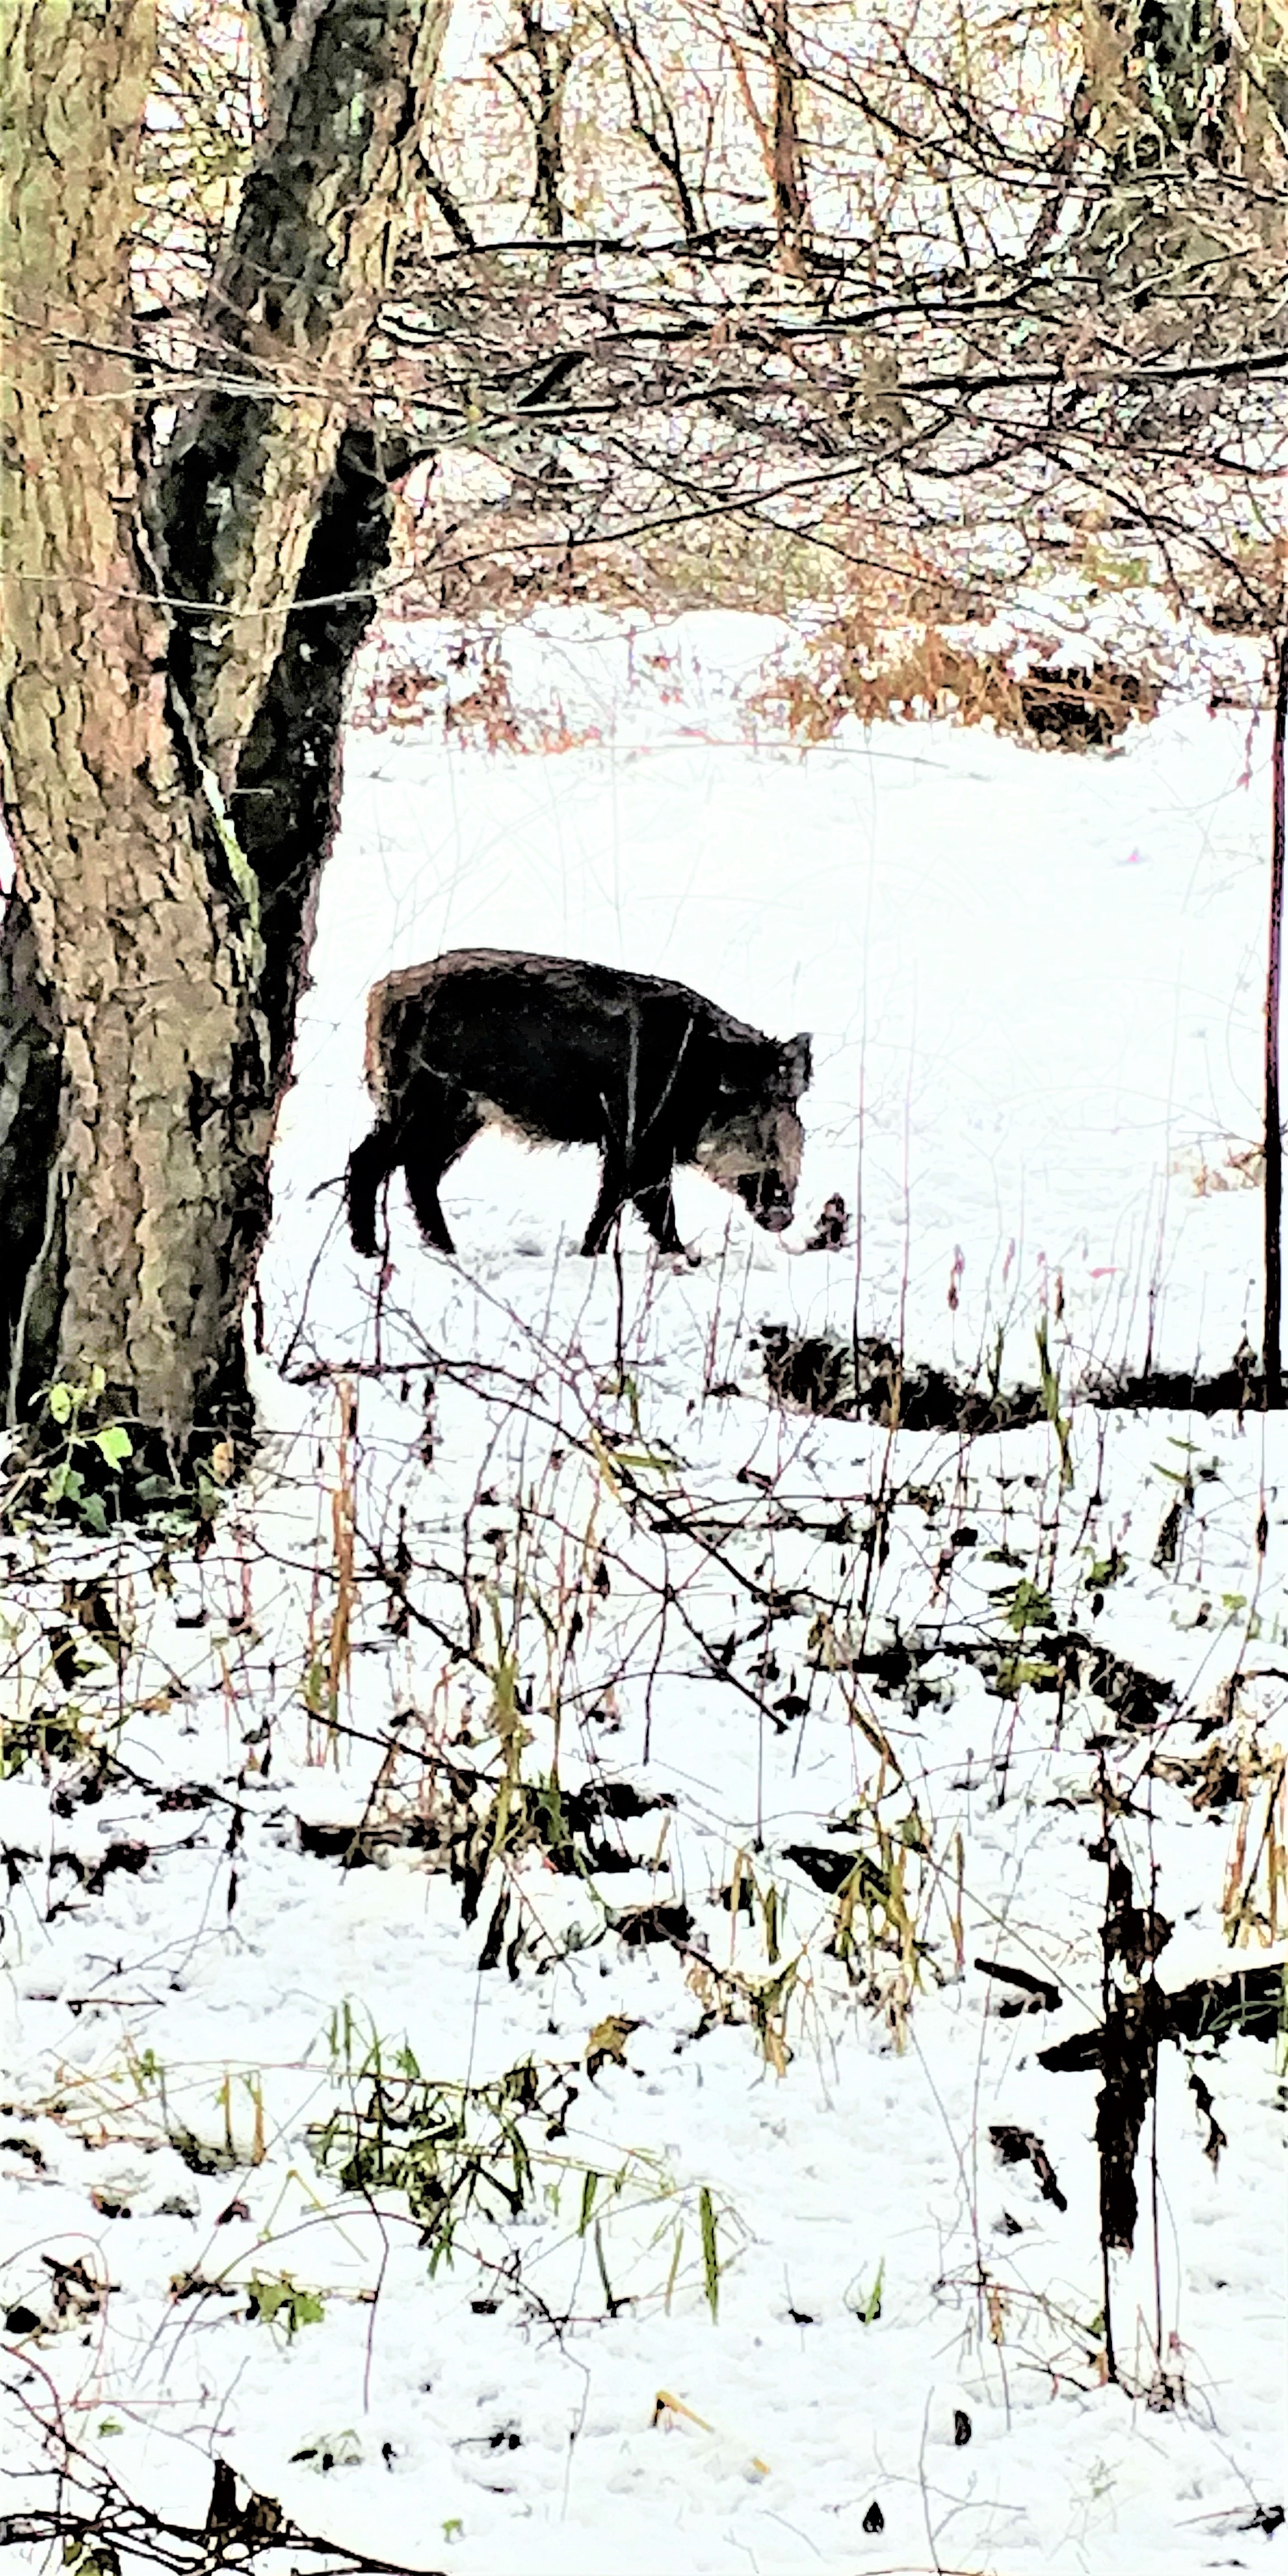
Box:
[1003,1578,1055,1635]
[994,1651,1062,1695]
[48,1384,73,1426]
[593,2217,619,2315]
[1085,1550,1125,1588]
[245,2272,325,2336]
[699,2184,720,2322]
[93,1425,132,1470]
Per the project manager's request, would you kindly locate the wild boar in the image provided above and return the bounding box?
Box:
[345,948,811,1260]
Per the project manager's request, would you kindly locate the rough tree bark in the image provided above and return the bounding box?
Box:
[0,0,449,1455]
[1,0,248,1443]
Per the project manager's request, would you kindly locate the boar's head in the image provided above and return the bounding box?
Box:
[695,1032,811,1233]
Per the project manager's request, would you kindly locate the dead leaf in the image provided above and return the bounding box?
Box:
[585,2014,641,2079]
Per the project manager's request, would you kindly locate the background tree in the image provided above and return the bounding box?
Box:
[379,0,1284,630]
[376,0,1287,1388]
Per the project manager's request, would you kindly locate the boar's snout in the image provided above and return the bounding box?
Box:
[727,1107,803,1232]
[694,1069,809,1236]
[737,1168,796,1232]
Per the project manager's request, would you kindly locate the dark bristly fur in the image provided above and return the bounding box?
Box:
[346,948,812,1260]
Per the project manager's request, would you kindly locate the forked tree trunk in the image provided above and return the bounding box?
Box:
[154,0,447,783]
[0,1,449,1453]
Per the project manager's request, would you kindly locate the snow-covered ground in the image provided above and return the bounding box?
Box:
[269,611,1271,1384]
[1,616,1284,2575]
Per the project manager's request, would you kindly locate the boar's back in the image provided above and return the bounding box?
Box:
[371,949,789,1152]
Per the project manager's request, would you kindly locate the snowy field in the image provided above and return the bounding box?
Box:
[1,615,1284,2576]
[272,612,1271,1384]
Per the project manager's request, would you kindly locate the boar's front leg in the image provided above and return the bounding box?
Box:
[631,1170,685,1256]
[581,1152,686,1257]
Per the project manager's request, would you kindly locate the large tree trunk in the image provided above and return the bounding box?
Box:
[1,0,261,1443]
[0,1,449,1453]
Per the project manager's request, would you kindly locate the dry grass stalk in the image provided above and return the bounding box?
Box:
[750,618,1158,752]
[1221,1751,1286,1945]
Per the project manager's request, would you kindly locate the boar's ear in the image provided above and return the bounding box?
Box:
[783,1033,812,1095]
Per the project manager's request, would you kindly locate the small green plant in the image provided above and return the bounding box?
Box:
[592,2218,622,2316]
[41,1367,132,1534]
[309,2009,580,2275]
[5,1361,233,1536]
[310,2005,737,2318]
[1,1706,91,1777]
[244,2271,326,2339]
[986,1324,1006,1401]
[999,1575,1056,1635]
[989,1565,1064,1691]
[993,1650,1063,1694]
[1035,1318,1072,1488]
[699,2185,721,2321]
[846,2257,885,2323]
[59,2544,120,2576]
[1085,1547,1126,1590]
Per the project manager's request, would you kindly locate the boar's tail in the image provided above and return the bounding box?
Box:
[363,960,447,1106]
[346,1120,400,1258]
[363,979,394,1107]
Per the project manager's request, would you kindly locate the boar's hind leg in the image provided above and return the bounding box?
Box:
[401,1077,483,1257]
[346,1121,399,1259]
[581,1153,631,1256]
